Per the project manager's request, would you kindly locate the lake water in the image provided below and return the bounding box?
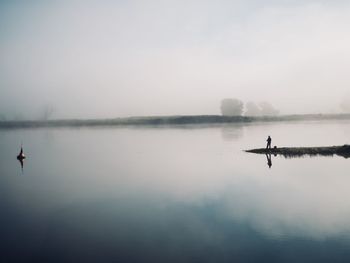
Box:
[1,120,350,262]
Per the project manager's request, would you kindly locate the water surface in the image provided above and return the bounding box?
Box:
[1,121,350,262]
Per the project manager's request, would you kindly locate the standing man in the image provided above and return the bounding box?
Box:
[266,136,272,149]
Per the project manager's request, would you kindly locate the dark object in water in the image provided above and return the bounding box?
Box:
[17,146,26,173]
[17,146,26,160]
[245,145,350,158]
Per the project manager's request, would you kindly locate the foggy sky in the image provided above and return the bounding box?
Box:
[1,0,350,119]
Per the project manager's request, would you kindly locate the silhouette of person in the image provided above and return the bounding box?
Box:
[266,136,272,149]
[266,153,272,168]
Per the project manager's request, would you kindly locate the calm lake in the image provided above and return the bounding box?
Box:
[1,120,350,262]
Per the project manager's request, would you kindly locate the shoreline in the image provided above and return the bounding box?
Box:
[246,145,350,158]
[1,113,350,129]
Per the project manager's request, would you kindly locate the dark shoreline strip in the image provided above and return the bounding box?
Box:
[246,145,350,158]
[1,113,350,129]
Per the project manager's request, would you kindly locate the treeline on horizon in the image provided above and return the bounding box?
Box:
[2,96,350,122]
[1,113,350,128]
[2,97,350,126]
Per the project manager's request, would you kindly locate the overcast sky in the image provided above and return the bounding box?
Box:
[1,0,350,119]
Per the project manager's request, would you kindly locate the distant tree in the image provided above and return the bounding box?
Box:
[340,98,350,113]
[220,98,244,116]
[245,101,261,116]
[244,101,279,116]
[41,105,55,121]
[13,113,25,121]
[259,101,279,116]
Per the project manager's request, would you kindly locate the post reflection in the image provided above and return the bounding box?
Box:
[17,158,24,174]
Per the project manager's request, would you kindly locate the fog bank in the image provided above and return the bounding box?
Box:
[1,0,350,119]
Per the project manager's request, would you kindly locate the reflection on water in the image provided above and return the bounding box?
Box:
[17,157,24,174]
[220,125,243,141]
[1,121,350,262]
[266,153,272,168]
[259,150,346,169]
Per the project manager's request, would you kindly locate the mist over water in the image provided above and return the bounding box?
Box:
[1,0,350,119]
[2,0,350,262]
[1,121,350,261]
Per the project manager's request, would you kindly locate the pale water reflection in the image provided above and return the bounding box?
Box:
[1,121,350,262]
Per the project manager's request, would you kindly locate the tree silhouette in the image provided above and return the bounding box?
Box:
[220,98,244,116]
